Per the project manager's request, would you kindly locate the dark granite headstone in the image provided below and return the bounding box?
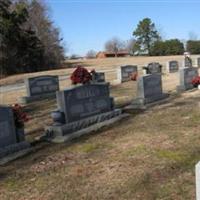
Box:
[167,61,179,73]
[177,67,198,91]
[46,83,123,140]
[129,74,168,109]
[0,106,30,162]
[26,76,59,97]
[57,83,113,123]
[144,62,162,74]
[0,106,17,148]
[20,76,59,103]
[91,72,105,83]
[118,65,138,82]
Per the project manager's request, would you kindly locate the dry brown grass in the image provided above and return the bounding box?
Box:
[1,56,200,199]
[1,90,200,199]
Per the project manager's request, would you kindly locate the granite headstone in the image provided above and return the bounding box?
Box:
[0,106,30,162]
[46,83,123,140]
[177,67,198,91]
[183,57,192,67]
[166,61,179,73]
[197,57,200,68]
[91,72,105,83]
[20,75,59,103]
[117,65,138,82]
[131,74,168,107]
[143,62,162,74]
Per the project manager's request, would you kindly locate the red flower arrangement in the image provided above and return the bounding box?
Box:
[130,72,138,81]
[12,104,29,129]
[192,76,200,87]
[70,66,92,85]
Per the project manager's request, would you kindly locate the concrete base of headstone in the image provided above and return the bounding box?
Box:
[45,109,127,143]
[19,92,56,104]
[126,93,169,110]
[176,85,196,93]
[0,141,32,165]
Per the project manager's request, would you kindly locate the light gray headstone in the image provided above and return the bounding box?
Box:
[183,57,192,67]
[25,75,59,97]
[145,62,162,74]
[117,65,138,82]
[197,58,200,68]
[177,67,198,91]
[166,61,179,73]
[196,161,200,200]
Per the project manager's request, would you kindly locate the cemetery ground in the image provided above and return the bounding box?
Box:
[0,55,200,199]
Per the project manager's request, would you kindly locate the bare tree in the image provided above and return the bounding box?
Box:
[189,31,198,40]
[104,37,125,56]
[86,50,96,59]
[125,38,136,55]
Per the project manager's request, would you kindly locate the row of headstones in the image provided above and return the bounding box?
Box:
[0,59,199,162]
[18,57,200,104]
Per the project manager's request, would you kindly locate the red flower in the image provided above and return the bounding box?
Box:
[192,76,200,87]
[131,72,138,81]
[70,66,92,85]
[12,104,30,128]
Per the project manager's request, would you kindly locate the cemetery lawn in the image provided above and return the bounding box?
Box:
[1,89,200,199]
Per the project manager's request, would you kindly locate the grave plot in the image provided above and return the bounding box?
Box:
[45,83,129,143]
[0,105,31,165]
[19,75,59,104]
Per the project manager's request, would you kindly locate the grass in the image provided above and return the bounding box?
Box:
[1,56,200,199]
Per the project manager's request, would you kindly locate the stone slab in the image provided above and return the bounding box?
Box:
[25,75,59,97]
[45,112,129,143]
[166,61,179,73]
[56,83,114,123]
[117,65,138,82]
[19,92,56,104]
[46,109,122,138]
[176,67,198,92]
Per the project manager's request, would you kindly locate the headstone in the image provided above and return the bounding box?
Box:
[130,74,168,107]
[117,65,138,82]
[197,57,200,68]
[183,57,192,67]
[166,61,179,73]
[196,161,200,200]
[143,62,162,74]
[0,106,30,163]
[45,83,125,142]
[20,75,59,103]
[91,72,105,83]
[177,67,198,92]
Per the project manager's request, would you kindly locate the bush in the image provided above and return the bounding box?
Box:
[186,40,200,54]
[150,39,184,56]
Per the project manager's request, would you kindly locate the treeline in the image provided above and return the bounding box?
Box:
[102,18,200,57]
[0,0,65,75]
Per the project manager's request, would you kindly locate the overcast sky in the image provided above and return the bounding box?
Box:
[47,0,200,56]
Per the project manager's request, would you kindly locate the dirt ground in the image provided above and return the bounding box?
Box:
[0,56,200,199]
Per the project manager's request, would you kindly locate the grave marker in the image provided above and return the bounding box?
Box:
[130,74,168,108]
[45,83,128,143]
[166,61,179,73]
[20,75,59,103]
[143,62,162,74]
[177,67,198,92]
[117,65,138,82]
[0,106,31,164]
